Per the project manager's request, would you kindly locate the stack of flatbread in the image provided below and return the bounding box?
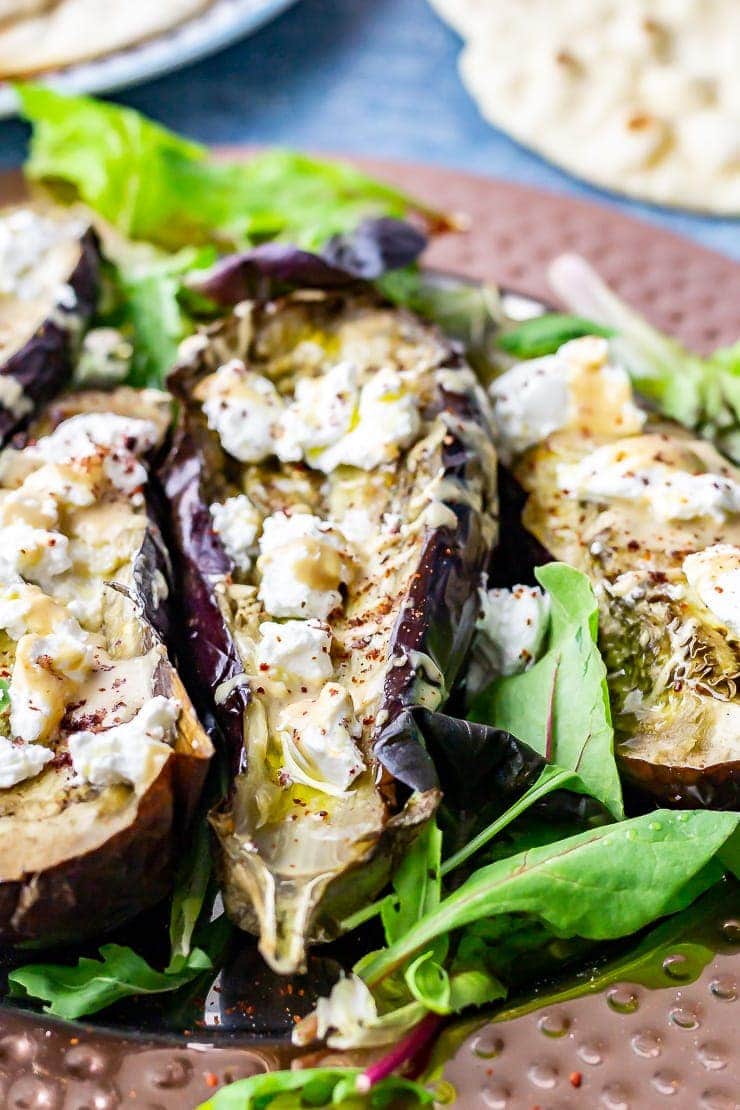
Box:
[0,0,213,77]
[429,0,740,214]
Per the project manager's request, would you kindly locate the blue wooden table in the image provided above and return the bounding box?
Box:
[1,0,738,261]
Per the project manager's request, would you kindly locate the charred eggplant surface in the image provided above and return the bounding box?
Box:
[489,334,740,807]
[0,388,212,944]
[0,205,99,444]
[164,288,498,972]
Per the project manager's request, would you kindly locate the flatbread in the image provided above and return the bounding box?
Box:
[0,0,212,77]
[429,0,740,214]
[0,0,54,26]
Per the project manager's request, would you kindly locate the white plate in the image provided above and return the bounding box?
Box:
[0,0,300,119]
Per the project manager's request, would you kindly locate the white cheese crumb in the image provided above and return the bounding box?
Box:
[0,522,71,590]
[683,544,740,638]
[76,328,133,386]
[210,494,262,572]
[489,336,644,460]
[333,508,375,548]
[32,413,161,496]
[316,367,421,471]
[257,619,333,682]
[22,463,97,510]
[605,571,646,607]
[277,682,364,795]
[0,375,32,421]
[257,512,351,620]
[557,442,740,522]
[276,361,358,464]
[68,696,179,788]
[0,587,34,641]
[476,584,551,676]
[201,359,285,463]
[9,617,96,743]
[0,208,83,300]
[0,736,53,788]
[0,485,58,530]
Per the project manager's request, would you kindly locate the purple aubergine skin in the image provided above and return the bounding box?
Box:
[161,294,497,802]
[161,408,250,777]
[188,218,427,307]
[0,227,100,445]
[375,358,494,794]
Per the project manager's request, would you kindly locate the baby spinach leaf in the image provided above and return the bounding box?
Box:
[381,820,442,946]
[493,880,737,1023]
[497,313,613,358]
[197,1068,432,1109]
[472,563,623,819]
[404,949,507,1016]
[440,762,594,877]
[8,943,212,1020]
[359,809,739,988]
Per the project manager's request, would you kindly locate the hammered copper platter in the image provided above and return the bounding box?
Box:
[0,158,739,1110]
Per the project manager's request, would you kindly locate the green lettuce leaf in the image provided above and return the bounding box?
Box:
[471,563,623,819]
[115,246,216,387]
[17,85,432,252]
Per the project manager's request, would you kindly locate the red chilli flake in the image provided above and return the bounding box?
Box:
[570,1071,583,1088]
[204,1072,219,1088]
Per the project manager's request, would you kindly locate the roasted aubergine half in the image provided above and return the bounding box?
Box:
[490,333,740,808]
[163,283,498,972]
[0,387,213,944]
[0,204,100,445]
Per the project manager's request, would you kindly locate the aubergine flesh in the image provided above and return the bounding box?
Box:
[490,333,740,808]
[163,286,498,972]
[0,204,100,445]
[0,387,213,944]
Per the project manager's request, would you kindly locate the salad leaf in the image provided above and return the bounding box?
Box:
[358,809,739,989]
[197,1068,432,1109]
[0,678,9,715]
[8,943,212,1020]
[342,757,600,934]
[168,804,214,964]
[472,564,623,819]
[188,220,426,307]
[380,268,502,346]
[492,880,736,1024]
[10,775,230,1019]
[549,253,740,457]
[18,85,435,252]
[439,762,594,877]
[381,820,442,946]
[497,313,614,358]
[116,246,216,387]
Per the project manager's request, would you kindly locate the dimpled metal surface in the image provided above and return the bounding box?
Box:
[1,160,739,1108]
